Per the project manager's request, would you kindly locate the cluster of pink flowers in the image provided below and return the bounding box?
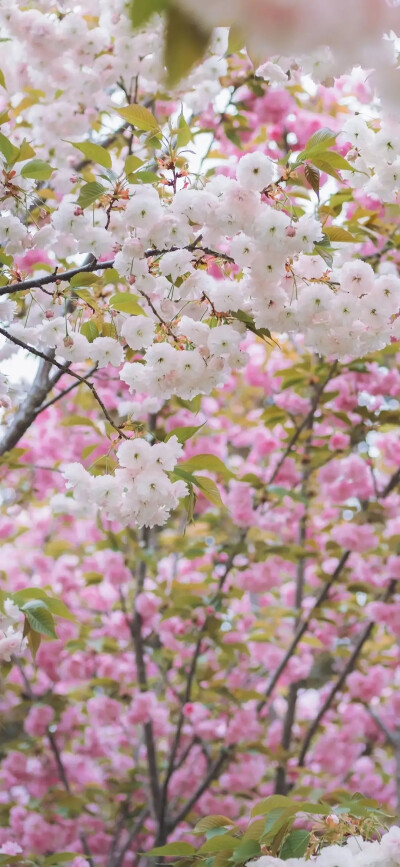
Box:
[1,0,400,864]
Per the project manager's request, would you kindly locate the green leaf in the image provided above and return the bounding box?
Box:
[197,835,236,854]
[165,424,205,444]
[164,4,211,85]
[263,808,295,838]
[27,627,41,661]
[21,600,57,638]
[20,158,54,180]
[314,241,333,267]
[313,150,353,171]
[71,140,112,169]
[0,70,5,89]
[124,154,144,175]
[280,830,310,860]
[109,292,146,315]
[298,127,337,158]
[176,112,193,148]
[143,843,195,857]
[304,164,320,198]
[70,272,100,288]
[251,796,292,818]
[179,454,234,480]
[61,415,100,431]
[43,853,80,866]
[129,0,166,28]
[116,104,160,132]
[0,131,16,163]
[323,226,357,243]
[133,170,160,184]
[242,819,266,842]
[230,840,261,862]
[195,816,236,834]
[74,288,101,311]
[196,834,237,855]
[13,588,75,625]
[81,320,99,343]
[13,139,36,162]
[77,181,106,209]
[192,475,225,508]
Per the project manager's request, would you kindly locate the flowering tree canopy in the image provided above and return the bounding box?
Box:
[2,1,400,866]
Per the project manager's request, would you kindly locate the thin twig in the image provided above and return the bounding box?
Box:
[34,365,98,415]
[267,360,338,487]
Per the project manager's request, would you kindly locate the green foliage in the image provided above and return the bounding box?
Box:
[70,140,112,169]
[77,181,106,209]
[129,0,167,27]
[80,320,99,342]
[178,454,234,480]
[21,600,57,638]
[165,424,205,443]
[20,158,54,180]
[0,130,15,162]
[164,5,211,85]
[280,830,310,860]
[144,843,196,857]
[323,226,358,242]
[116,104,160,132]
[109,292,147,315]
[124,154,144,175]
[129,0,211,84]
[154,796,391,863]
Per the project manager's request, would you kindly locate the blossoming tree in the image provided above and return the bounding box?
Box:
[2,1,400,865]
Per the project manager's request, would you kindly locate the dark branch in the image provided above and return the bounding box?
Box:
[0,327,126,440]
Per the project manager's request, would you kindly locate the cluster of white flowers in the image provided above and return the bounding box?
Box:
[175,0,400,102]
[3,0,400,530]
[59,435,188,528]
[0,1,227,177]
[250,825,400,867]
[0,599,26,663]
[338,116,400,202]
[6,143,400,400]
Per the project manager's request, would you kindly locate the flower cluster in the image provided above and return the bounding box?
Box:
[0,599,26,662]
[250,826,400,867]
[61,436,187,527]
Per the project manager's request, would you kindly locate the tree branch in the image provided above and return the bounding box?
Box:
[1,245,234,297]
[0,355,66,456]
[267,360,338,487]
[257,550,351,714]
[34,365,98,416]
[107,807,149,867]
[166,747,233,833]
[14,660,93,865]
[0,327,127,440]
[297,579,397,768]
[128,527,161,821]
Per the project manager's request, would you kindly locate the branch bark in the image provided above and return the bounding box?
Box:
[0,327,126,440]
[0,356,68,456]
